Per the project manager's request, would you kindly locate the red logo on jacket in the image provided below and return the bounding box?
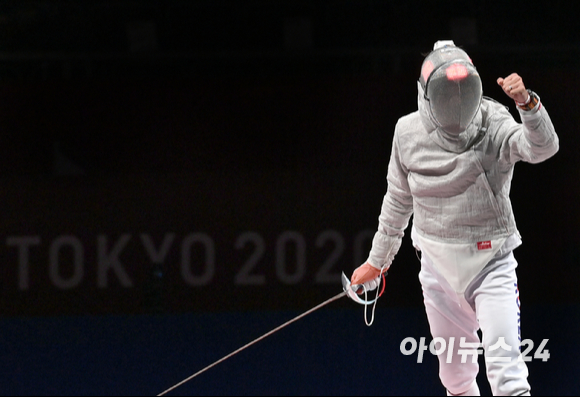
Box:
[477,241,492,250]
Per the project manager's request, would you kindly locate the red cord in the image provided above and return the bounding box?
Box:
[378,273,386,297]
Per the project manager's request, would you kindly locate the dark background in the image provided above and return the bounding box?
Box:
[0,1,578,395]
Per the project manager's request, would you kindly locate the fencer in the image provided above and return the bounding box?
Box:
[351,40,559,396]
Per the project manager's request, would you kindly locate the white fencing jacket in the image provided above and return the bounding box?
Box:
[367,82,559,291]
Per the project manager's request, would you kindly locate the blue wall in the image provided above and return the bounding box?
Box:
[1,303,578,396]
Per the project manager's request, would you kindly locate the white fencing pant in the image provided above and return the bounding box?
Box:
[419,248,531,396]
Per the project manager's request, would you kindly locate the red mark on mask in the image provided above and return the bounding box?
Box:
[446,63,469,81]
[422,60,434,83]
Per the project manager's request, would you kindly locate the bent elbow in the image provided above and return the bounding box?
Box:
[528,138,559,164]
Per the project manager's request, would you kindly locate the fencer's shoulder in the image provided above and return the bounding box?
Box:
[395,111,423,135]
[481,97,512,119]
[397,110,421,124]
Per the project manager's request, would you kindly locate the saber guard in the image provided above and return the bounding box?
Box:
[341,272,380,305]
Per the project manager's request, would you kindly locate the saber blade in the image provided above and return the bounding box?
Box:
[157,290,347,396]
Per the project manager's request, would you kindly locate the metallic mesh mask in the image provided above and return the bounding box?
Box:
[419,42,483,135]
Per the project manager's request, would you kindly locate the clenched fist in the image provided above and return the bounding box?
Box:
[497,73,529,104]
[351,263,388,294]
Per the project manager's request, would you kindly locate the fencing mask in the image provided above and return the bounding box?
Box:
[419,41,482,135]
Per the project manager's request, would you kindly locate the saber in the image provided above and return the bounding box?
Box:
[157,290,347,396]
[156,271,386,396]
